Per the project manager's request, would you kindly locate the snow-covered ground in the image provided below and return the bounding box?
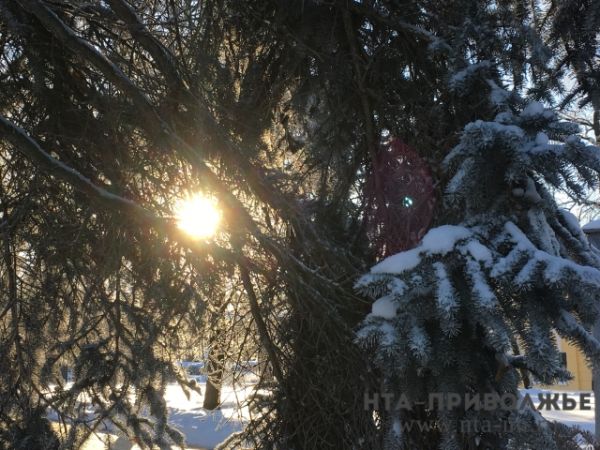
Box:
[161,382,251,449]
[49,380,254,450]
[523,388,596,434]
[53,386,596,449]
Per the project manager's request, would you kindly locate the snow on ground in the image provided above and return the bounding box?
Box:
[523,388,596,434]
[161,382,251,449]
[49,379,255,450]
[55,385,596,449]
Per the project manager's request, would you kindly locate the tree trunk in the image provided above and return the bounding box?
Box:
[203,338,225,410]
[203,377,220,410]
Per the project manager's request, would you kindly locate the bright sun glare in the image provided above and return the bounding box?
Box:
[175,194,221,239]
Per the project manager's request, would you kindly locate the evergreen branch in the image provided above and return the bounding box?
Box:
[0,114,242,265]
[106,0,187,94]
[0,115,155,221]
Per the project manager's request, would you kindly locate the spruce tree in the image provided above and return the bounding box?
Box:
[357,83,600,449]
[1,1,599,449]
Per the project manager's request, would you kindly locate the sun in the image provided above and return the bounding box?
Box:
[175,193,221,239]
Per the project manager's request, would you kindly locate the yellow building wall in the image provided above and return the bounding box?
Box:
[553,338,592,391]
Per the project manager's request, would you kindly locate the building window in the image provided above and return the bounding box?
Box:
[559,352,567,368]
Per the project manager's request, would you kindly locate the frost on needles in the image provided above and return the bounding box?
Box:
[356,90,600,449]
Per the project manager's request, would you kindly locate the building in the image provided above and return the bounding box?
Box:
[527,219,600,392]
[548,218,600,391]
[555,338,592,390]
